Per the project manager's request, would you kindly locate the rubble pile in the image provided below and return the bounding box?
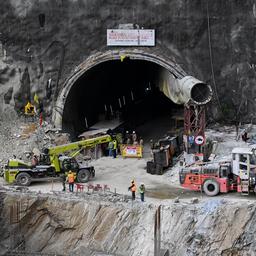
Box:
[205,124,256,162]
[0,110,70,168]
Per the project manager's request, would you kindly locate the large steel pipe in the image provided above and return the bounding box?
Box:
[158,70,212,105]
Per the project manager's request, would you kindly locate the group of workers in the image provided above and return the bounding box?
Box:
[107,130,144,158]
[108,139,118,158]
[61,170,76,192]
[124,130,143,146]
[60,171,146,201]
[128,180,146,202]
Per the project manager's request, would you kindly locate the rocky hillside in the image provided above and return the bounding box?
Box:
[1,191,256,255]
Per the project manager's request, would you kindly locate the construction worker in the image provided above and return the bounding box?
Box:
[67,170,75,192]
[132,131,137,144]
[242,132,249,142]
[108,141,114,156]
[60,173,66,192]
[125,131,131,144]
[126,136,131,145]
[31,154,39,167]
[112,139,117,158]
[128,180,136,200]
[138,183,145,202]
[150,139,154,158]
[24,101,35,116]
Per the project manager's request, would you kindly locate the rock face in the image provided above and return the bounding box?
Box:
[1,192,256,255]
[0,0,255,123]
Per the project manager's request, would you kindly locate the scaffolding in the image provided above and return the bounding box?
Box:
[184,104,205,137]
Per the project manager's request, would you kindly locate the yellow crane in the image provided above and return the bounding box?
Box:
[4,134,112,186]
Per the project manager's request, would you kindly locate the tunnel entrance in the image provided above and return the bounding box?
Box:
[62,58,184,140]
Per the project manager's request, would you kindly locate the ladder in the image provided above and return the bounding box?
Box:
[239,167,250,195]
[240,179,249,195]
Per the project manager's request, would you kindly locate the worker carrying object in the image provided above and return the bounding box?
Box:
[138,183,145,202]
[67,170,75,192]
[25,101,35,116]
[128,180,136,200]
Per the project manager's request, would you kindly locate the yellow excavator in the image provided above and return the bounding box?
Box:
[4,134,112,186]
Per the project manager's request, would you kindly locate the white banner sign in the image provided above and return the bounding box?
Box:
[107,29,155,46]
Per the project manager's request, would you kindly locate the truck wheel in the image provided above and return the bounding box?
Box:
[156,164,163,175]
[16,173,31,186]
[203,179,219,196]
[77,169,90,183]
[146,161,156,174]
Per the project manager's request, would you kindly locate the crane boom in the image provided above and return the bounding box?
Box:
[47,134,112,155]
[47,134,112,172]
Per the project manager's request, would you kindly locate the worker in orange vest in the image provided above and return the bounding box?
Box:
[128,180,136,200]
[67,170,75,192]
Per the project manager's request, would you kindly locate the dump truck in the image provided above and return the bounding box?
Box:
[4,134,112,186]
[179,147,256,196]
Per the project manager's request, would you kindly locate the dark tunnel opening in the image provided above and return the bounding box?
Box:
[62,59,184,140]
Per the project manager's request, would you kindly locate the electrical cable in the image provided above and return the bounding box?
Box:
[206,0,223,116]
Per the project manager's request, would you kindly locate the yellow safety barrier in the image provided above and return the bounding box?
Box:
[121,144,143,158]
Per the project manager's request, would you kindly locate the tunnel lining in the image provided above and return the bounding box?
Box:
[52,49,188,129]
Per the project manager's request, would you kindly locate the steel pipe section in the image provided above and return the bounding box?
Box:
[158,69,212,105]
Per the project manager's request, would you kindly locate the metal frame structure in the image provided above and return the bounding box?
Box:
[184,104,205,137]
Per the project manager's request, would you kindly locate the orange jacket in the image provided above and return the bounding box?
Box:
[68,173,75,183]
[129,183,136,192]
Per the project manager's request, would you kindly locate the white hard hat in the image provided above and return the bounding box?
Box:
[133,131,135,133]
[140,182,144,185]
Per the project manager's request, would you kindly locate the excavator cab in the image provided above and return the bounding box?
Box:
[59,156,79,172]
[58,155,94,182]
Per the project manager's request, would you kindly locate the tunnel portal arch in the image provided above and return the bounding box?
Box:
[53,49,211,134]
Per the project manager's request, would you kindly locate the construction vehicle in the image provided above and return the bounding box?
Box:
[4,134,112,186]
[147,135,182,175]
[179,147,256,196]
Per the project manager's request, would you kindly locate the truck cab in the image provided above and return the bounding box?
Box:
[231,147,256,195]
[179,147,256,196]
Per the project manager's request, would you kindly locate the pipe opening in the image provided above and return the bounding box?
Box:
[191,83,212,104]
